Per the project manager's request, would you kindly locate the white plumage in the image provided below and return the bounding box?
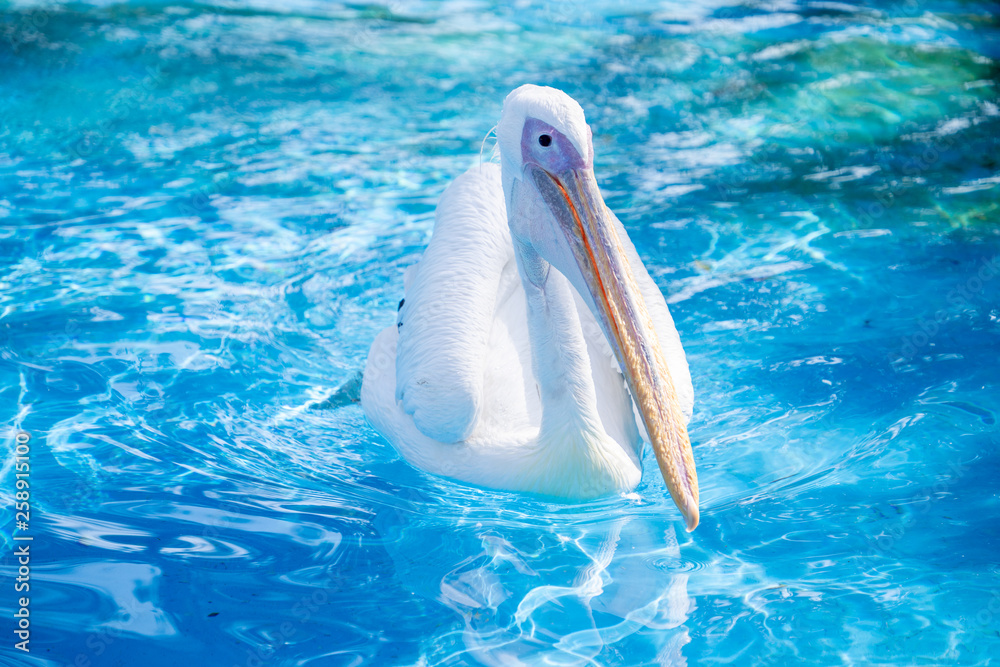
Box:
[362,85,698,525]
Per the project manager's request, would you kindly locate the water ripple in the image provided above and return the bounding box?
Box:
[1,0,999,665]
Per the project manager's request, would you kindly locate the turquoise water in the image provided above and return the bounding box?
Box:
[2,0,999,665]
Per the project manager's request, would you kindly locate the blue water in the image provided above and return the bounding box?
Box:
[2,1,999,665]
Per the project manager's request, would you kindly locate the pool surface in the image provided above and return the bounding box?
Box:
[2,1,999,665]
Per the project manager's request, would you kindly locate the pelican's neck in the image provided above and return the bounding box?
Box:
[512,238,604,441]
[500,172,642,498]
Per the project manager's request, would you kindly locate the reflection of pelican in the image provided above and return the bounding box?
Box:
[376,499,692,666]
[362,85,699,530]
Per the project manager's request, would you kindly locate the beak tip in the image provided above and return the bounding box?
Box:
[683,506,700,533]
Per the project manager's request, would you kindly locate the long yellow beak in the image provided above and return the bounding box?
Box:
[530,165,700,531]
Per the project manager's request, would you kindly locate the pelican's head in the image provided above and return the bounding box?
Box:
[496,84,700,531]
[496,84,593,183]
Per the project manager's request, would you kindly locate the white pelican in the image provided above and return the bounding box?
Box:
[362,85,699,530]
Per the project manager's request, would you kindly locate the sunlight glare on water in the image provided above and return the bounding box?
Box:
[1,0,999,665]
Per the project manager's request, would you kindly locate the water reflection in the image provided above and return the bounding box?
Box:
[379,495,692,665]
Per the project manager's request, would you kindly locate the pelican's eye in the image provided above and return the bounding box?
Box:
[538,134,552,147]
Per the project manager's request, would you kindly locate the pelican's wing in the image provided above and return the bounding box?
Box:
[394,163,515,443]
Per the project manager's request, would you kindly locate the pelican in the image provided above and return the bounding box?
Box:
[361,85,699,530]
